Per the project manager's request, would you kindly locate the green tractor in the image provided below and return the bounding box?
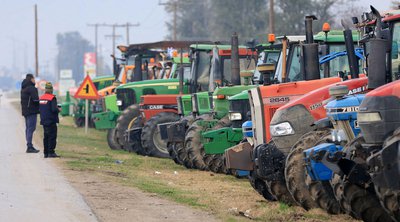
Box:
[116,41,258,155]
[163,34,280,169]
[93,41,205,150]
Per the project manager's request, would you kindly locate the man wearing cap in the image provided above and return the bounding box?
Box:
[20,74,40,153]
[39,82,60,158]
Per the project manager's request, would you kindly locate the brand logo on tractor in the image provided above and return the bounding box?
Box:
[348,85,367,95]
[148,105,163,110]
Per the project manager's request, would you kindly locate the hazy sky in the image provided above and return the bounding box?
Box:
[0,0,392,78]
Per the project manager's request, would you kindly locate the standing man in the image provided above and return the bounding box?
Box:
[39,82,60,158]
[20,73,40,153]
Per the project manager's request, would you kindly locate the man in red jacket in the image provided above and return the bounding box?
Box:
[39,82,60,158]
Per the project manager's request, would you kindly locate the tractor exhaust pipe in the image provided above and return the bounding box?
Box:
[341,20,359,79]
[133,54,143,81]
[305,15,316,44]
[367,5,387,89]
[231,32,241,85]
[179,49,184,94]
[302,15,320,80]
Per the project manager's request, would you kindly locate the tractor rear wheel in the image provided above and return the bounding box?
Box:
[141,112,180,158]
[184,114,213,170]
[304,133,342,214]
[107,128,122,150]
[248,171,276,201]
[285,129,329,210]
[330,136,392,221]
[115,104,142,152]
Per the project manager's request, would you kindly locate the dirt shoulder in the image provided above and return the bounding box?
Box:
[62,168,217,222]
[30,112,357,222]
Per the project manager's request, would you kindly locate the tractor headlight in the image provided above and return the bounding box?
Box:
[270,122,294,136]
[116,100,123,106]
[191,95,198,113]
[357,112,382,122]
[229,112,242,121]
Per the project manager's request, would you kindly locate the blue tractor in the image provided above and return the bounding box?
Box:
[302,85,392,221]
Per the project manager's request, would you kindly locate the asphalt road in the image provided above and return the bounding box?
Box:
[0,98,97,222]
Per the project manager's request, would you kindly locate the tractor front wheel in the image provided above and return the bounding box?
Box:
[304,133,342,214]
[107,128,123,150]
[285,129,329,210]
[248,171,276,201]
[115,104,142,152]
[184,114,213,170]
[141,112,180,158]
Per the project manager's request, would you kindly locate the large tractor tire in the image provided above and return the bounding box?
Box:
[374,187,400,222]
[115,104,142,153]
[261,141,297,206]
[330,136,392,221]
[304,133,342,214]
[204,116,232,174]
[184,113,213,170]
[141,112,180,158]
[265,179,297,206]
[249,171,276,201]
[107,128,123,150]
[167,115,195,165]
[372,129,400,222]
[285,129,329,210]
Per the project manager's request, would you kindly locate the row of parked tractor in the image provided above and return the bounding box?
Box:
[60,5,400,222]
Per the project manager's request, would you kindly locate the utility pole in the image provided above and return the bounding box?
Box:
[269,0,275,34]
[104,23,139,54]
[159,0,178,41]
[34,4,39,77]
[125,22,140,45]
[104,24,123,56]
[88,23,108,75]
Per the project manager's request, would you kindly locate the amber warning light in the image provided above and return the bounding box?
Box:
[322,22,331,33]
[268,34,276,43]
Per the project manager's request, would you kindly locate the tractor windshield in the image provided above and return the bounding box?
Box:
[117,66,125,82]
[320,44,355,78]
[220,57,256,85]
[194,51,211,91]
[277,43,362,82]
[391,22,400,80]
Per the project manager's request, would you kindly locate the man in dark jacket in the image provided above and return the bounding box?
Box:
[39,82,60,158]
[20,73,40,153]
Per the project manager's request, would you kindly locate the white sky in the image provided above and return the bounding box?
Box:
[0,0,393,78]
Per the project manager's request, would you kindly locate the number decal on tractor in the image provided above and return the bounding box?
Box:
[263,95,301,105]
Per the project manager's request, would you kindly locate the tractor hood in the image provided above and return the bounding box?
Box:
[228,90,249,101]
[116,78,180,90]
